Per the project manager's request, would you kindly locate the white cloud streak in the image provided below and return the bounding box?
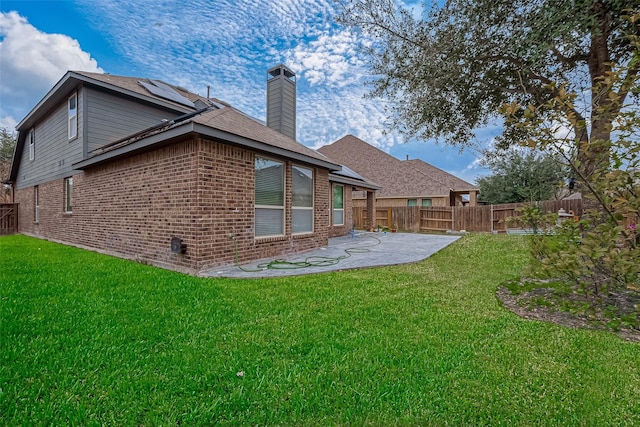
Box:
[1,0,488,180]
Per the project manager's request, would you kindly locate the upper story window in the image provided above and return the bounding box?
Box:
[255,157,284,237]
[292,165,313,234]
[407,199,417,207]
[68,93,78,140]
[421,199,432,207]
[28,129,35,161]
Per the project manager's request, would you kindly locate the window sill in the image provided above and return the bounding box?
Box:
[255,235,286,243]
[292,232,314,239]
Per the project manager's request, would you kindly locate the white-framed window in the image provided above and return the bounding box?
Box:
[407,198,417,207]
[68,93,78,140]
[421,199,432,207]
[28,129,35,161]
[64,177,73,213]
[332,184,344,226]
[255,157,284,237]
[292,165,313,234]
[34,185,39,222]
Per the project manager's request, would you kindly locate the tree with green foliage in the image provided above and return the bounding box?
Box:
[1,127,17,202]
[0,128,16,167]
[503,39,639,312]
[476,148,566,204]
[338,0,639,178]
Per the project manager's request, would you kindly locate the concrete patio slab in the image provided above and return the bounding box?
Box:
[200,232,461,279]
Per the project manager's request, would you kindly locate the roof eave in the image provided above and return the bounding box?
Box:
[73,122,343,171]
[328,173,380,190]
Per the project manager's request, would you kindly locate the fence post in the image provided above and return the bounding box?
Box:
[490,205,494,233]
[451,206,455,231]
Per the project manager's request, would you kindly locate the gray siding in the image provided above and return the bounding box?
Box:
[85,88,177,153]
[267,76,296,140]
[16,85,183,189]
[16,89,84,189]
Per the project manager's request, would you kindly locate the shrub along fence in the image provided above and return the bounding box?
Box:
[0,203,19,235]
[353,199,583,233]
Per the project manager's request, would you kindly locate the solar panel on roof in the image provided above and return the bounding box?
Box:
[333,165,367,181]
[139,80,195,108]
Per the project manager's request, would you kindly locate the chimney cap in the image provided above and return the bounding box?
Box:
[268,63,296,80]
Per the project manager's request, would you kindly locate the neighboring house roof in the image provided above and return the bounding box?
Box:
[318,134,472,199]
[404,159,478,192]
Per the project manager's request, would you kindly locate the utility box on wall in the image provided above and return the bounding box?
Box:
[171,237,186,254]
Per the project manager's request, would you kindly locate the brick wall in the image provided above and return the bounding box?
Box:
[15,136,336,273]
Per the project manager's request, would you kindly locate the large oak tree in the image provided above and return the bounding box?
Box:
[338,0,639,177]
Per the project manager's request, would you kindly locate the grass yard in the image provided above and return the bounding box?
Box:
[1,234,639,425]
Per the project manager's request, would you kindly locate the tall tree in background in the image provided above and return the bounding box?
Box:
[476,148,566,204]
[0,128,17,202]
[338,0,639,178]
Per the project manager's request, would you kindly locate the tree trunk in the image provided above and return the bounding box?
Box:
[577,1,612,180]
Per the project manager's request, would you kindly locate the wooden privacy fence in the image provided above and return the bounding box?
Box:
[353,199,583,233]
[0,204,18,235]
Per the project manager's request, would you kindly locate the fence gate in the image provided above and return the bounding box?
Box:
[0,204,18,235]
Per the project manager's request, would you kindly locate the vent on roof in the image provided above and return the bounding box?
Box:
[139,79,195,108]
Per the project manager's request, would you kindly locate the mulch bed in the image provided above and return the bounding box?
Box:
[497,282,640,343]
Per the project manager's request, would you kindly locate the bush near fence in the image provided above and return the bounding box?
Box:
[353,199,583,233]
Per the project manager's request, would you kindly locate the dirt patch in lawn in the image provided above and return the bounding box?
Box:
[497,280,640,343]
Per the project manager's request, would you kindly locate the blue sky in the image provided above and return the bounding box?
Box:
[0,0,496,182]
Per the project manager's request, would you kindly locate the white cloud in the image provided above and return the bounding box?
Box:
[0,11,102,127]
[284,29,367,88]
[77,0,395,151]
[0,116,17,132]
[1,0,483,181]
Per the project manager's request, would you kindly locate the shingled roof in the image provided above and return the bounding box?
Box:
[191,107,333,164]
[318,135,454,198]
[404,159,478,192]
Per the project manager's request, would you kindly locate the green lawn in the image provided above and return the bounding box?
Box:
[1,234,639,426]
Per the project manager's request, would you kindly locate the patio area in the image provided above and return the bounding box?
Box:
[201,232,461,279]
